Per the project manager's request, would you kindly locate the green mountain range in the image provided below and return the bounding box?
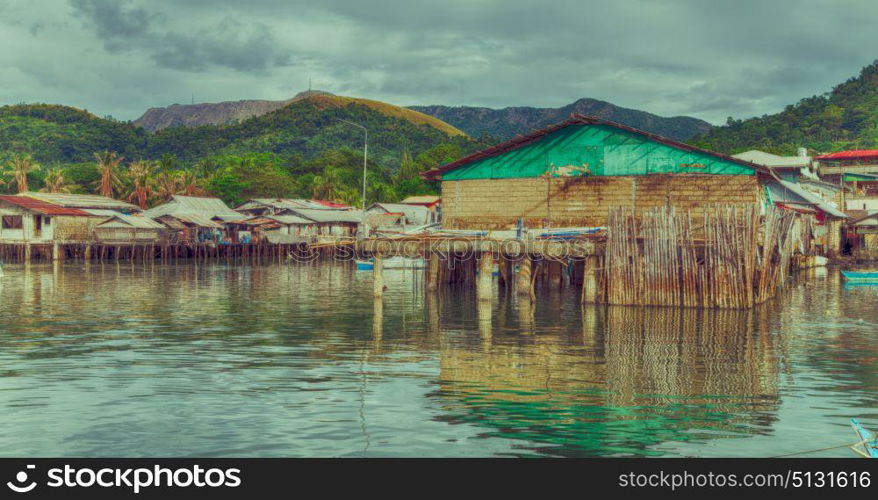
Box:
[410,98,713,141]
[694,61,878,155]
[0,94,483,206]
[0,94,472,167]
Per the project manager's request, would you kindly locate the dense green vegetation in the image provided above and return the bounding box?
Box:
[0,97,486,207]
[694,61,878,155]
[412,98,713,142]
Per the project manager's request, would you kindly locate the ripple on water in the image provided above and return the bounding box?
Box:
[0,262,876,457]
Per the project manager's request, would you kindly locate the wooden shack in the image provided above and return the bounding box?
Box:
[153,214,223,244]
[847,212,878,259]
[234,198,349,217]
[0,195,100,242]
[144,195,242,243]
[94,214,165,243]
[280,208,362,237]
[364,203,432,229]
[423,115,775,230]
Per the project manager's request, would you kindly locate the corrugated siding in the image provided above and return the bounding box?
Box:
[442,124,755,180]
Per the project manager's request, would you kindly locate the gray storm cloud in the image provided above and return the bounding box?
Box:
[1,0,876,123]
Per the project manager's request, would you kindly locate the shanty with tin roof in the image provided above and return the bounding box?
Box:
[423,114,776,231]
[1,193,118,243]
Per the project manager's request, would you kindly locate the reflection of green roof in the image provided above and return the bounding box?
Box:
[441,392,761,457]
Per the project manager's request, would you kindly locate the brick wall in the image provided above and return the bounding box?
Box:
[442,175,762,229]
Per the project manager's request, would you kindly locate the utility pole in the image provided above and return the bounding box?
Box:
[335,118,368,209]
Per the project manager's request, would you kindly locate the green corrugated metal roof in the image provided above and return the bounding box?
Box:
[442,123,755,180]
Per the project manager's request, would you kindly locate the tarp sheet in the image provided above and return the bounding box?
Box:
[443,124,755,180]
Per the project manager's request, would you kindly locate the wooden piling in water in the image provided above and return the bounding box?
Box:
[373,256,384,299]
[581,255,599,304]
[477,253,494,302]
[426,253,439,292]
[516,256,533,300]
[548,259,563,290]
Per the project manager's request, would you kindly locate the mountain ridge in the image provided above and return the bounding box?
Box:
[409,97,713,141]
[134,91,466,137]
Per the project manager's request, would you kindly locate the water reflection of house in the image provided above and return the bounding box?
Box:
[436,306,780,456]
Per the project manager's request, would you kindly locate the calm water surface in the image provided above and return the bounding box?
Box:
[0,262,876,457]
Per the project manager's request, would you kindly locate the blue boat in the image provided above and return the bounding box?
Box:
[850,419,878,458]
[841,270,878,283]
[355,257,426,271]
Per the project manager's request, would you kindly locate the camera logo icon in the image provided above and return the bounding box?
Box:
[7,465,37,493]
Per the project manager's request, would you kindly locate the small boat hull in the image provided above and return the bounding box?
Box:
[841,270,878,283]
[355,257,426,271]
[850,419,878,458]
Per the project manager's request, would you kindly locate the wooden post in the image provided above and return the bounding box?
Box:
[548,260,563,290]
[372,297,383,341]
[373,256,384,299]
[426,253,440,292]
[477,253,494,302]
[581,255,599,304]
[52,241,60,261]
[426,290,440,335]
[84,244,92,261]
[24,243,32,264]
[478,299,492,347]
[517,297,534,332]
[498,256,512,289]
[516,256,533,299]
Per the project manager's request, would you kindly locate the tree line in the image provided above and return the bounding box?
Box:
[0,143,464,209]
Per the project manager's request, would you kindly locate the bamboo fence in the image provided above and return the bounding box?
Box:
[604,204,803,309]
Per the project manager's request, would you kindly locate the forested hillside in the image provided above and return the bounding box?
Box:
[411,98,712,141]
[0,96,484,207]
[694,61,878,155]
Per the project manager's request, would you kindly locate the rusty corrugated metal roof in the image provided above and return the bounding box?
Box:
[0,195,93,216]
[815,150,878,160]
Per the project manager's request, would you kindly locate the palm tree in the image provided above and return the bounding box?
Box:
[312,166,345,201]
[176,170,204,196]
[153,171,179,202]
[3,153,39,193]
[41,168,72,193]
[126,160,155,209]
[94,150,123,198]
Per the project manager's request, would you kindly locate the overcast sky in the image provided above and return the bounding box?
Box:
[2,0,877,124]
